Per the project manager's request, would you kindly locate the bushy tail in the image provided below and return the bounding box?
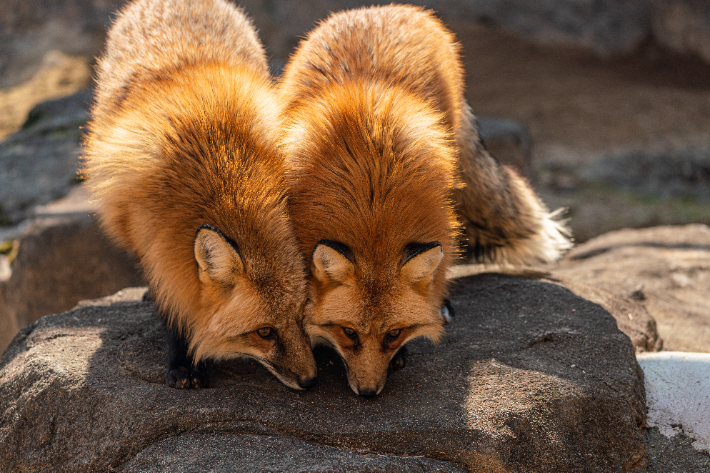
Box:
[454,104,572,265]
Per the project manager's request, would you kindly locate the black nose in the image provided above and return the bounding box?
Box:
[298,376,318,389]
[358,388,377,398]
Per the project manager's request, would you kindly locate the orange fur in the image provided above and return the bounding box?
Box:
[280,5,463,396]
[82,0,316,389]
[280,4,570,396]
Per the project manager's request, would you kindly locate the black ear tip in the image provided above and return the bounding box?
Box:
[313,239,353,262]
[403,241,442,264]
[194,224,240,255]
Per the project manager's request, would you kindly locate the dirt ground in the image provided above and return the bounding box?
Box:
[451,23,710,164]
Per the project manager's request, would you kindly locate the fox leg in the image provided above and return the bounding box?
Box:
[165,325,208,389]
[440,299,455,324]
[389,345,409,372]
[144,288,208,388]
[453,103,571,265]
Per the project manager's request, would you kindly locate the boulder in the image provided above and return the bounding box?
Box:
[643,427,710,472]
[0,288,18,361]
[0,89,91,225]
[554,225,710,353]
[0,186,144,354]
[477,116,532,180]
[651,0,710,65]
[450,265,662,353]
[0,211,143,331]
[0,275,646,472]
[578,148,710,201]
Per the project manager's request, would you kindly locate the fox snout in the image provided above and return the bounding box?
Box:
[298,375,318,389]
[270,324,319,391]
[344,353,391,398]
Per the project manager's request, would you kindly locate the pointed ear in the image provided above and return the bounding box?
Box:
[401,242,443,285]
[194,225,243,286]
[312,240,354,284]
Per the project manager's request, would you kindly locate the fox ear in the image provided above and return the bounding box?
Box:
[312,240,354,284]
[194,225,244,286]
[401,242,443,285]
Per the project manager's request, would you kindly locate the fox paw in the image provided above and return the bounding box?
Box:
[165,366,207,389]
[389,346,409,372]
[440,299,455,324]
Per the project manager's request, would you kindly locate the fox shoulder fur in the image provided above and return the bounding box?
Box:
[82,0,316,390]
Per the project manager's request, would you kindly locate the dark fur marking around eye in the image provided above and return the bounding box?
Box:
[315,239,354,263]
[402,241,442,265]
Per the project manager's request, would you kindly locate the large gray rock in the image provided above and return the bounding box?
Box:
[0,89,91,225]
[450,265,663,354]
[578,148,710,201]
[0,196,144,354]
[0,275,646,472]
[0,289,18,362]
[0,211,143,330]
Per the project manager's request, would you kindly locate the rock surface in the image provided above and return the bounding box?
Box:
[554,225,710,353]
[0,275,646,472]
[450,264,663,354]
[0,89,91,225]
[0,187,144,354]
[0,211,143,330]
[643,427,710,472]
[0,0,121,88]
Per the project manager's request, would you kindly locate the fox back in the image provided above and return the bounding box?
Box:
[82,0,317,389]
[281,4,570,267]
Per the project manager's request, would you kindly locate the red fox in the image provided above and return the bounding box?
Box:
[279,4,571,396]
[82,0,317,390]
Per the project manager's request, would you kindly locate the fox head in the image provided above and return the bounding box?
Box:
[189,224,318,390]
[304,239,447,397]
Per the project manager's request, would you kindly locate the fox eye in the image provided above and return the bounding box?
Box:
[386,328,402,342]
[257,327,275,339]
[342,327,357,340]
